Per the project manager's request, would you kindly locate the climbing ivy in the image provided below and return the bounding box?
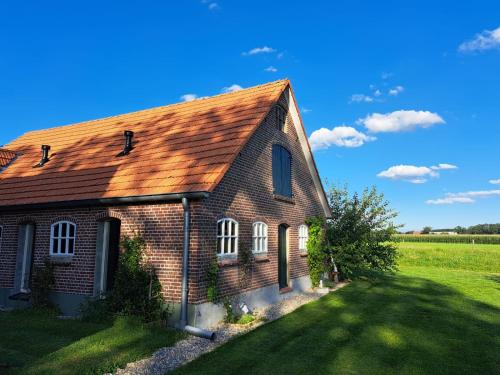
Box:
[206,258,219,303]
[305,216,328,287]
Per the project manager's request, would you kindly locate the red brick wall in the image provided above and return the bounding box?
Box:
[0,205,190,302]
[190,90,325,303]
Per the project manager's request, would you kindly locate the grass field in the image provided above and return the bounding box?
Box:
[0,313,184,374]
[174,242,500,375]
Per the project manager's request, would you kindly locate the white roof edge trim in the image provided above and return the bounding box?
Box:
[285,87,331,218]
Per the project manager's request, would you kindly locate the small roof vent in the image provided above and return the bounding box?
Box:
[120,130,134,156]
[38,145,50,167]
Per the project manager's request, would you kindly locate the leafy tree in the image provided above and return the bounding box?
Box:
[306,185,399,282]
[422,226,432,234]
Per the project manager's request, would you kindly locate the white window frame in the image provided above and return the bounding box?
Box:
[216,218,239,256]
[50,221,76,256]
[298,224,308,251]
[252,222,268,254]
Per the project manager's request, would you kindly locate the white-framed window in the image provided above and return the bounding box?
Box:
[252,222,268,253]
[50,221,76,256]
[216,218,238,256]
[298,224,308,251]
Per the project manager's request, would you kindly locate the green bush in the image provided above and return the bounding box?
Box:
[81,234,169,323]
[305,185,399,282]
[31,258,55,308]
[306,217,328,287]
[108,235,167,322]
[206,258,219,303]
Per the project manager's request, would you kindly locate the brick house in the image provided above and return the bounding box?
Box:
[0,79,330,328]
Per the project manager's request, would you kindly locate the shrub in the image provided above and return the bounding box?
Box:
[306,216,328,287]
[31,258,55,308]
[81,234,168,323]
[206,258,219,303]
[305,185,399,282]
[108,235,167,322]
[326,185,399,278]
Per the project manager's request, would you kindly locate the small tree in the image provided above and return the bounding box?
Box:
[311,185,399,280]
[327,185,399,278]
[422,226,432,234]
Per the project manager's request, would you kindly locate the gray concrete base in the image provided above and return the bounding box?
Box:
[2,275,314,329]
[0,287,88,316]
[189,275,313,329]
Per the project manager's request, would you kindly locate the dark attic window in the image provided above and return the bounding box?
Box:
[275,105,287,132]
[272,144,292,198]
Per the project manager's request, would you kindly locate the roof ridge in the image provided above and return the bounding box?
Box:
[18,79,290,139]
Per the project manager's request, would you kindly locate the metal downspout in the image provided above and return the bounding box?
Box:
[180,197,215,340]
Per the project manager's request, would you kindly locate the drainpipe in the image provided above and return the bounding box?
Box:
[180,197,216,340]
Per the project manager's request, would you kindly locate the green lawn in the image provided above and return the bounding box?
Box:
[174,243,500,375]
[0,311,184,375]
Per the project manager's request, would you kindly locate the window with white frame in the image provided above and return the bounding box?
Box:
[252,222,268,253]
[50,221,76,256]
[216,218,238,256]
[298,224,308,251]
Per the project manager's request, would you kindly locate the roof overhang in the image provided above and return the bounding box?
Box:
[285,86,332,218]
[0,191,210,212]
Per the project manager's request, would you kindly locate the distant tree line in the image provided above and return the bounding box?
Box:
[453,223,500,235]
[402,223,500,235]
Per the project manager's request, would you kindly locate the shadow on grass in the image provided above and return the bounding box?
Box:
[174,273,500,375]
[0,311,183,375]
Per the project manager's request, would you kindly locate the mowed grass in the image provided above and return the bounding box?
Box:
[0,311,184,375]
[174,243,500,375]
[398,241,500,272]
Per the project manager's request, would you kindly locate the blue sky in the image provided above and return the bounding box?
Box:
[0,1,499,230]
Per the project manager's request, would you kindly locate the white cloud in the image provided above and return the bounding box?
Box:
[431,163,458,170]
[350,94,373,103]
[427,190,500,205]
[459,26,500,53]
[426,196,475,205]
[180,94,198,102]
[221,84,243,93]
[242,46,276,56]
[373,89,382,97]
[490,179,500,185]
[309,126,376,151]
[381,72,393,80]
[377,165,438,184]
[208,2,218,10]
[264,66,277,72]
[388,85,404,96]
[358,110,445,133]
[301,107,312,114]
[378,162,457,183]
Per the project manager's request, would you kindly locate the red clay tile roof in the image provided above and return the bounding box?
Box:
[0,80,290,207]
[0,148,18,169]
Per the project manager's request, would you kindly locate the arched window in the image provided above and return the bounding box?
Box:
[50,221,76,256]
[252,222,268,253]
[298,224,308,251]
[217,218,238,256]
[275,105,287,132]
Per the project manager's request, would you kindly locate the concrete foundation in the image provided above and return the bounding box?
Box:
[1,275,313,329]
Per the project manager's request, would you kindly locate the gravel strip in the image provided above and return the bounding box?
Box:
[113,283,348,375]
